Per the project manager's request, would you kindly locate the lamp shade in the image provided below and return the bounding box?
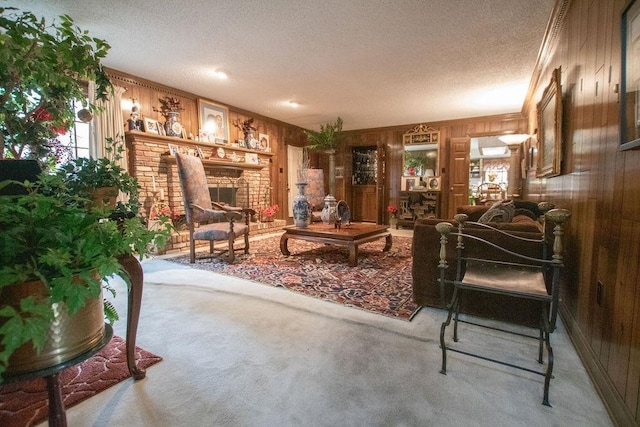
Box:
[498,134,530,145]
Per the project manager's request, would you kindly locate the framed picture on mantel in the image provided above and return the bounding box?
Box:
[197,99,229,144]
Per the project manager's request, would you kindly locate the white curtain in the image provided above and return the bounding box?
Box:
[88,82,126,169]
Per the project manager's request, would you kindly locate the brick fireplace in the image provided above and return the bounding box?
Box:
[125,131,284,253]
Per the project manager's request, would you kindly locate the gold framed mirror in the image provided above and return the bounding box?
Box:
[402,124,440,189]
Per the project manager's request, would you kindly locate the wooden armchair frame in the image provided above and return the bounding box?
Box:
[175,153,253,264]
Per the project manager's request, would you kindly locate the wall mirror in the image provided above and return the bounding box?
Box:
[402,124,440,190]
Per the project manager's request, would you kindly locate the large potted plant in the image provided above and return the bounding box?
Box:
[0,7,170,381]
[0,173,171,379]
[303,117,346,196]
[54,136,141,216]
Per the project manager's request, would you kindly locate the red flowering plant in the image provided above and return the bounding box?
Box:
[149,205,173,221]
[387,204,398,218]
[258,204,279,221]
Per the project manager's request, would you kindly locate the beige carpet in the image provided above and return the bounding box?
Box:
[45,246,613,426]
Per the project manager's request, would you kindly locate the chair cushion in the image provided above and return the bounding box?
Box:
[460,260,550,300]
[193,223,248,241]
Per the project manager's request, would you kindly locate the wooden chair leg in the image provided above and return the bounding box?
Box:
[228,233,235,264]
[244,230,250,254]
[189,231,195,264]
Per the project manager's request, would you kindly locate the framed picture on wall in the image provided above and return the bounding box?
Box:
[620,0,640,150]
[258,133,270,151]
[536,67,562,178]
[197,99,229,144]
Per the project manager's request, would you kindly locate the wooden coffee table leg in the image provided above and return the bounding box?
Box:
[349,243,358,266]
[383,234,392,252]
[280,233,290,256]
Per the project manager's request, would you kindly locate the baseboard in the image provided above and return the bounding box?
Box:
[559,304,637,427]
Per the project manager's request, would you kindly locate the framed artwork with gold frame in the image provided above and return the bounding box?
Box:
[536,68,562,178]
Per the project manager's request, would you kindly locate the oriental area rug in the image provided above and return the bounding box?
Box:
[0,336,162,427]
[168,234,420,320]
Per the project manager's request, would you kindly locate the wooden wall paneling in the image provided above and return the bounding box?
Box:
[522,1,640,423]
[625,229,640,418]
[622,151,640,220]
[607,219,639,399]
[591,244,608,359]
[576,198,597,335]
[594,0,607,69]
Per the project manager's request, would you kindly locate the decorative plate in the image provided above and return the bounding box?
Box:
[337,200,351,224]
[217,147,225,158]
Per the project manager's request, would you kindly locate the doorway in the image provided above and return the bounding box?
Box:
[469,136,511,205]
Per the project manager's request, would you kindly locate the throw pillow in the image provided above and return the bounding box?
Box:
[477,200,515,224]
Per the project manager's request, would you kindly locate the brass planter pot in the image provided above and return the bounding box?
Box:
[1,278,105,375]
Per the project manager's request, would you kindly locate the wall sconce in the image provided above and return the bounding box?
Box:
[498,133,530,145]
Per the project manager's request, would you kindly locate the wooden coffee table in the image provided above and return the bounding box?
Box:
[280,222,392,266]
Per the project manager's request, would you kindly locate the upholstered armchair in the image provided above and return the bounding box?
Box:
[175,153,251,263]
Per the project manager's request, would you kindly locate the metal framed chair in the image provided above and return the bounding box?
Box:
[175,153,252,264]
[435,208,571,406]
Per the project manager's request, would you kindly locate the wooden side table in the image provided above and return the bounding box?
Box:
[118,254,146,379]
[3,325,113,427]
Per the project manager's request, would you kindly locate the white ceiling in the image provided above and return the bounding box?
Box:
[10,0,556,131]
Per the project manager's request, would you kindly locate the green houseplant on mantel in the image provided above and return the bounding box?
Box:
[303,117,346,196]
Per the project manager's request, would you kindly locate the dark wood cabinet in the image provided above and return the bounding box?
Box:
[351,184,377,222]
[396,190,440,228]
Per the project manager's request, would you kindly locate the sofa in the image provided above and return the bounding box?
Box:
[411,201,549,326]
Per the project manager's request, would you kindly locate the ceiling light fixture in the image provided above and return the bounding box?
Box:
[498,133,530,145]
[213,69,228,79]
[480,146,509,156]
[289,101,299,108]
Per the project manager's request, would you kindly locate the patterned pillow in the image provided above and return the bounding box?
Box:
[477,200,515,224]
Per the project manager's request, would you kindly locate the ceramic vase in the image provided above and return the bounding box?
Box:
[321,194,338,225]
[164,112,182,137]
[292,183,311,227]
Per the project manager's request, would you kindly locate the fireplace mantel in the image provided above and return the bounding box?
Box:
[125,131,271,171]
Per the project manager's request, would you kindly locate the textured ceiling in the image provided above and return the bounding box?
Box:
[9,0,556,131]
